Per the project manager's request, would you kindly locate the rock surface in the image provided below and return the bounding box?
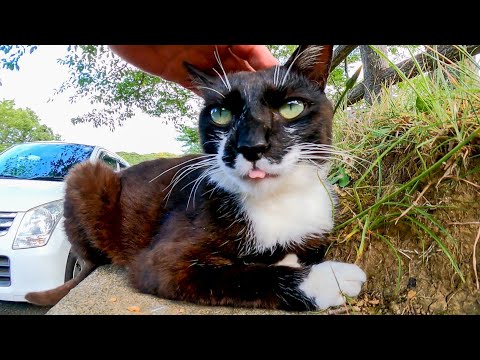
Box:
[47,265,312,315]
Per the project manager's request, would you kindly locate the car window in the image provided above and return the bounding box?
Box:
[0,143,95,180]
[100,153,119,171]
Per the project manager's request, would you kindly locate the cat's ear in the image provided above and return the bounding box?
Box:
[183,62,216,96]
[283,45,333,91]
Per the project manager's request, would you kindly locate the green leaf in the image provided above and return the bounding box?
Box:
[371,126,391,137]
[415,95,434,113]
[338,173,351,187]
[333,65,363,114]
[329,166,351,187]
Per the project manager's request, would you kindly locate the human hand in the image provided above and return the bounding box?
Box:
[109,45,278,94]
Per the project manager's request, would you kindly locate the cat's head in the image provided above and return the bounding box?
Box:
[186,45,334,196]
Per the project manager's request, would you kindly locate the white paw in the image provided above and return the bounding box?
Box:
[275,253,301,268]
[299,261,366,310]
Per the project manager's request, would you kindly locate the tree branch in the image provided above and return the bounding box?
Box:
[331,45,358,70]
[347,45,480,106]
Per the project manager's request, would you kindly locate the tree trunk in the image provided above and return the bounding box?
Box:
[359,45,389,104]
[347,45,480,106]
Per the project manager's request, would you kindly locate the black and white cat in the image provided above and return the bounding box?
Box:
[26,45,366,311]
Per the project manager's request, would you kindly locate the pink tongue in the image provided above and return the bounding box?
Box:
[248,169,266,179]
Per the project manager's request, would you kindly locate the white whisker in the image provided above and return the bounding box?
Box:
[186,168,222,209]
[299,157,363,175]
[164,158,217,192]
[290,142,369,177]
[212,68,229,91]
[180,165,219,192]
[299,152,370,170]
[203,139,222,147]
[291,143,371,165]
[162,158,218,204]
[196,85,225,98]
[214,46,231,91]
[165,163,209,193]
[281,48,310,87]
[201,183,221,199]
[273,65,281,87]
[149,154,215,183]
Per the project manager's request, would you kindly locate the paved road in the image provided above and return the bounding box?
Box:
[0,300,51,315]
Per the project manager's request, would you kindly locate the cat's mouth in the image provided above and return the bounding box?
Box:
[242,168,279,181]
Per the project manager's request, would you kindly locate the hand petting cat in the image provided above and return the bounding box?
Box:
[108,45,278,94]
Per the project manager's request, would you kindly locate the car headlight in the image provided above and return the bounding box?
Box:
[13,200,64,249]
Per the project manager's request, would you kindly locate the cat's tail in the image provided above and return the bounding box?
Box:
[24,161,122,306]
[63,160,129,264]
[25,259,97,306]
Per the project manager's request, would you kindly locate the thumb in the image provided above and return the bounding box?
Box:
[229,45,278,71]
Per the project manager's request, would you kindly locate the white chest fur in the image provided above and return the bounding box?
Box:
[241,166,335,253]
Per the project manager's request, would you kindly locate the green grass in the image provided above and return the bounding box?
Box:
[330,46,480,283]
[117,151,178,165]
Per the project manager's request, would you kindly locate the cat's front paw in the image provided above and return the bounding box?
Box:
[299,261,366,310]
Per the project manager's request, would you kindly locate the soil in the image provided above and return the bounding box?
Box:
[327,164,480,315]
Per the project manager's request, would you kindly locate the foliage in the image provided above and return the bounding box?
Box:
[266,45,297,63]
[328,46,361,100]
[331,50,480,282]
[0,45,38,71]
[116,151,177,165]
[333,65,363,114]
[0,100,61,152]
[176,124,202,154]
[54,45,198,130]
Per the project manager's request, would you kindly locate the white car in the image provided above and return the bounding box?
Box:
[0,141,129,302]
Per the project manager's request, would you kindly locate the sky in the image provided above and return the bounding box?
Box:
[0,45,185,155]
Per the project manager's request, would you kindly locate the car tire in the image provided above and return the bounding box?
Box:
[65,252,82,282]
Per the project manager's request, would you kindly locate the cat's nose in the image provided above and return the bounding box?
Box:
[236,120,270,162]
[237,142,269,162]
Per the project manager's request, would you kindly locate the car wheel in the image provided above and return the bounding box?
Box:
[65,252,82,282]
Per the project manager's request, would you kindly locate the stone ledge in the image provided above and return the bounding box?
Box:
[47,265,310,315]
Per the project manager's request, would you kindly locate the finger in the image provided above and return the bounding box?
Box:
[230,45,278,70]
[205,45,254,73]
[227,48,255,72]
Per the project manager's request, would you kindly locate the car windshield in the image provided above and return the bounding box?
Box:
[0,143,95,180]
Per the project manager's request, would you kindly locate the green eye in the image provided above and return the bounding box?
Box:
[210,107,232,125]
[279,100,305,120]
